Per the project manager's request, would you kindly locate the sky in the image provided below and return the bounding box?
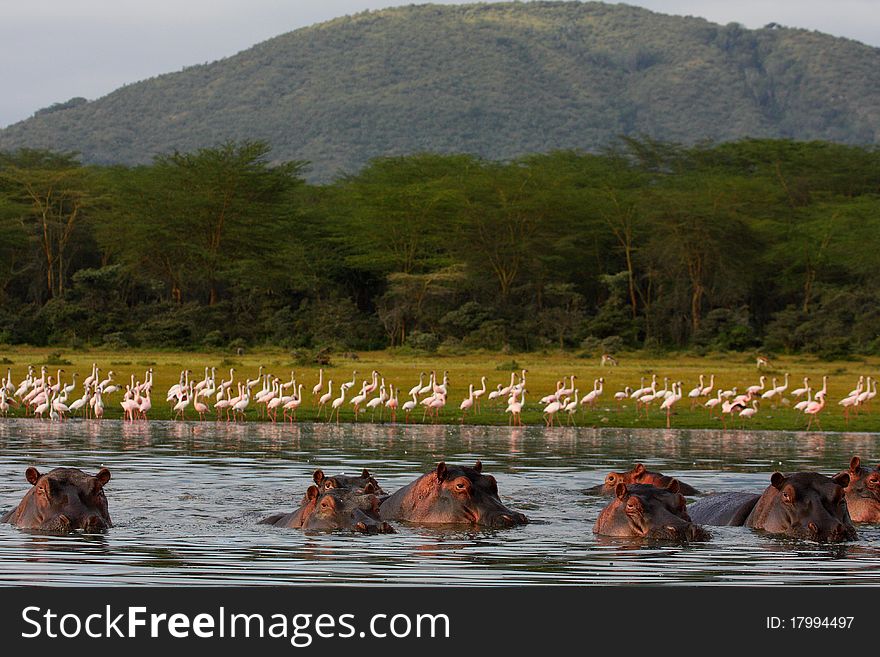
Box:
[2,0,879,128]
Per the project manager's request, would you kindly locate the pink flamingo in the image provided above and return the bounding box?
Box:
[804,394,826,430]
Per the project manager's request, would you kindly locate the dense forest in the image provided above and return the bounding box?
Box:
[1,137,878,358]
[1,2,879,181]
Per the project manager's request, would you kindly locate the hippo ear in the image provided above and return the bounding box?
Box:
[770,472,786,490]
[633,463,645,476]
[363,482,376,494]
[361,469,371,479]
[615,482,628,500]
[306,485,320,501]
[474,460,483,473]
[95,468,111,487]
[665,478,681,494]
[25,467,41,486]
[850,456,861,472]
[436,462,448,483]
[313,470,325,485]
[832,472,851,488]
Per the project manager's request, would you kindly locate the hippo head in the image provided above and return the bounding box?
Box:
[1,467,112,533]
[381,461,528,528]
[590,464,699,497]
[747,472,857,543]
[301,484,394,534]
[840,457,880,523]
[312,468,386,496]
[594,481,710,542]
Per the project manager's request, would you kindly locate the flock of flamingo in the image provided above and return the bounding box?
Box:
[0,364,876,430]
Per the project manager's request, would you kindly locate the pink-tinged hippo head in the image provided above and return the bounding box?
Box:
[837,456,880,523]
[594,480,709,542]
[379,461,528,528]
[745,472,857,542]
[1,467,112,533]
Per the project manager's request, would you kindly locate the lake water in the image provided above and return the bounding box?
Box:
[1,419,879,586]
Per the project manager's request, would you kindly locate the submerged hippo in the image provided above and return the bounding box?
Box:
[379,461,528,528]
[1,467,112,532]
[261,483,394,534]
[594,480,710,541]
[312,468,385,496]
[837,456,880,523]
[587,463,700,497]
[688,472,857,543]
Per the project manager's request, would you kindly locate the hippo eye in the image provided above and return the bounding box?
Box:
[455,482,466,491]
[782,492,792,503]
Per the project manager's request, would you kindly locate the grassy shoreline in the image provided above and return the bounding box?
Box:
[2,347,878,433]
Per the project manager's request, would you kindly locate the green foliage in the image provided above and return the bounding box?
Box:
[0,136,878,355]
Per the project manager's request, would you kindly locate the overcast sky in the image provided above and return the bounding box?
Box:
[2,0,878,128]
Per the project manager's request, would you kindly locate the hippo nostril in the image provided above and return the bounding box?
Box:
[808,522,818,534]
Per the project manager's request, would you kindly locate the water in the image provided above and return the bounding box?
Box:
[1,419,879,586]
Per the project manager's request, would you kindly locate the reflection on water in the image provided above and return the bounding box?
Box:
[1,419,879,586]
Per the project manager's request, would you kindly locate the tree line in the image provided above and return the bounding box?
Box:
[1,138,878,358]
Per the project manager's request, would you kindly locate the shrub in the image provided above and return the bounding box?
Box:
[405,331,439,353]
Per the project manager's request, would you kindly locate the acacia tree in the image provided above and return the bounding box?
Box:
[0,150,100,300]
[95,141,306,304]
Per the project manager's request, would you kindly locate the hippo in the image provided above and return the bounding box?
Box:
[586,463,700,496]
[261,483,394,534]
[379,461,528,528]
[687,472,857,543]
[312,468,385,496]
[1,467,112,533]
[593,480,710,541]
[837,456,880,523]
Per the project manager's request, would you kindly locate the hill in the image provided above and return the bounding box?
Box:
[2,1,879,180]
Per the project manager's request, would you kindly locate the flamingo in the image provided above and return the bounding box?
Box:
[487,384,504,405]
[366,382,387,421]
[580,378,604,409]
[350,383,369,421]
[699,374,715,398]
[541,382,563,405]
[192,390,209,421]
[232,385,251,422]
[402,391,418,424]
[790,377,810,398]
[543,395,563,427]
[687,375,704,409]
[173,385,192,420]
[739,400,759,426]
[660,381,683,429]
[312,369,324,397]
[760,378,779,401]
[425,392,447,423]
[746,376,766,396]
[794,388,813,412]
[330,385,348,424]
[505,389,525,427]
[385,385,398,423]
[613,386,632,411]
[282,384,304,422]
[93,390,104,420]
[705,389,723,416]
[316,381,334,419]
[804,394,826,430]
[409,373,426,399]
[459,384,474,420]
[471,376,487,413]
[564,390,579,425]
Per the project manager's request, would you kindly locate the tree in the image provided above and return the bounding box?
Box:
[0,150,101,300]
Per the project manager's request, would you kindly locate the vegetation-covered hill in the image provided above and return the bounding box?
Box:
[1,2,879,180]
